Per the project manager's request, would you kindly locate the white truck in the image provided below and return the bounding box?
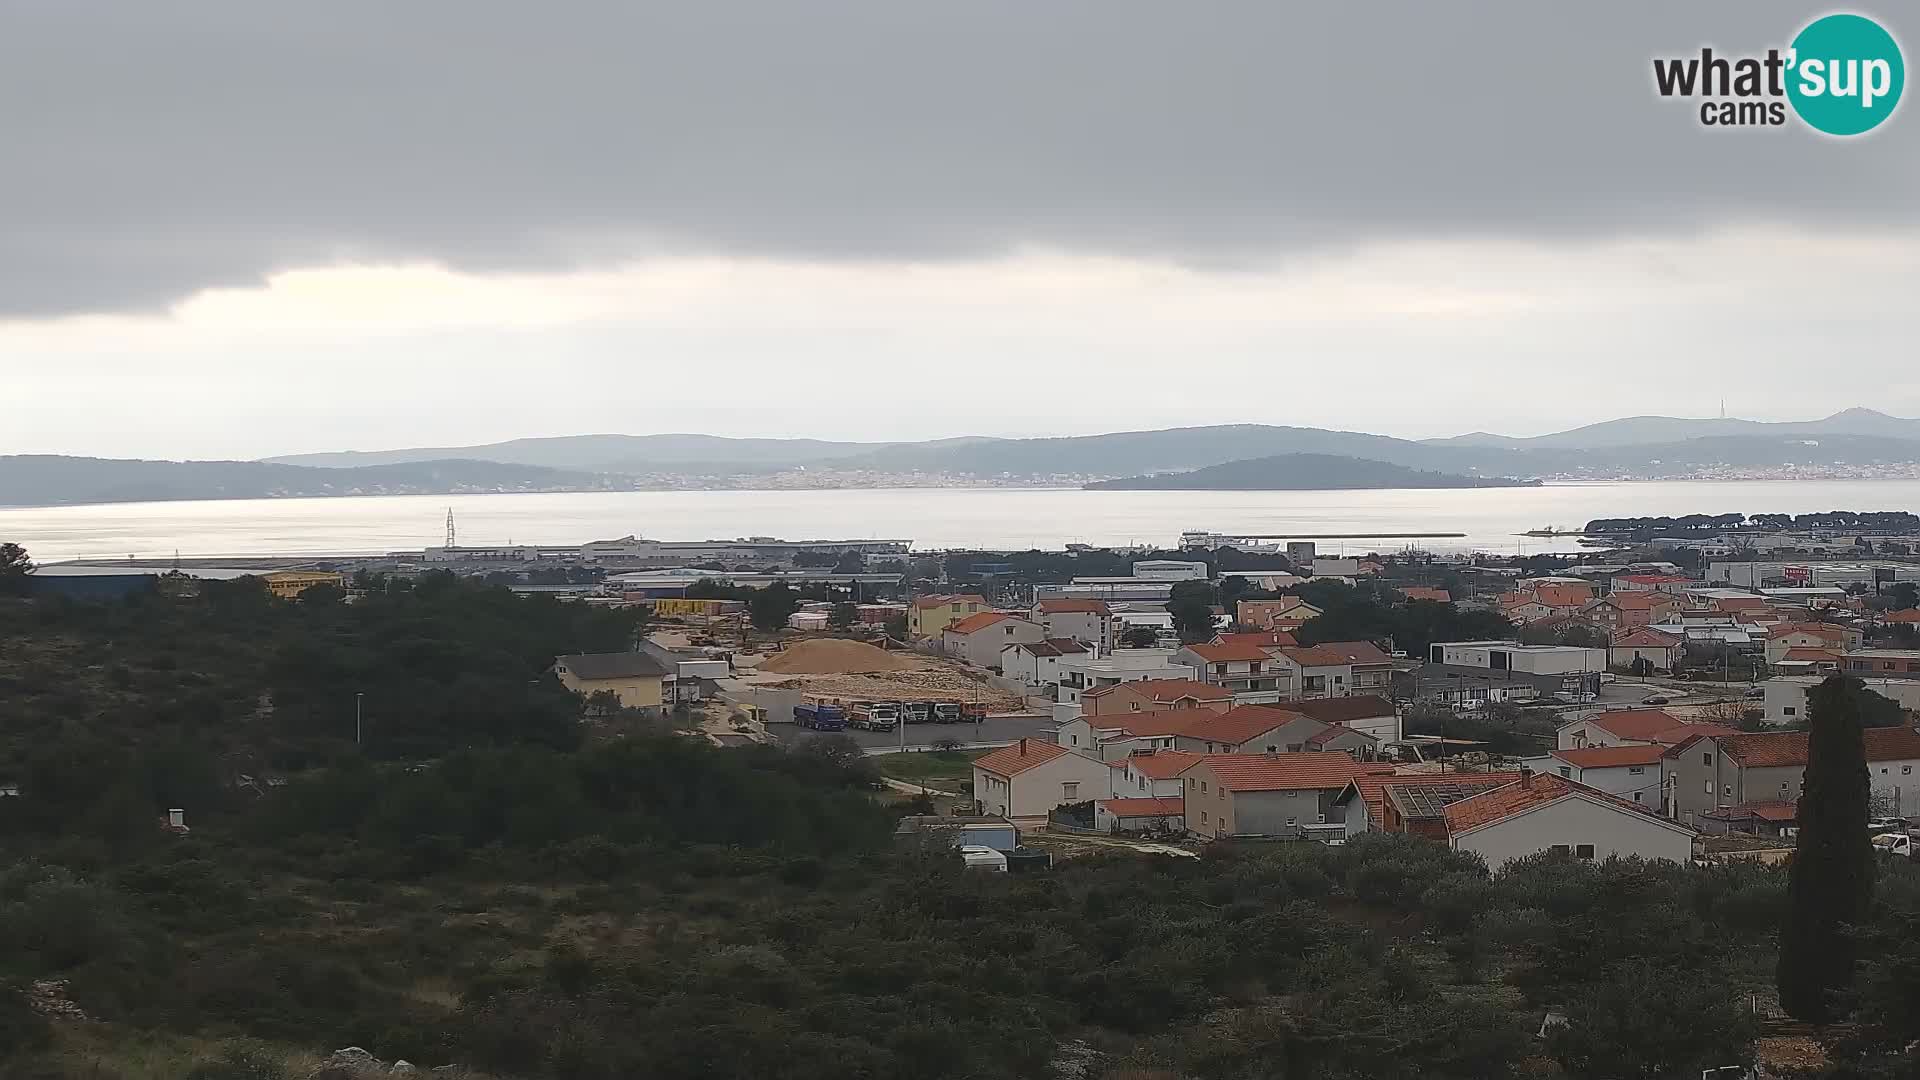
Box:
[1871,831,1918,858]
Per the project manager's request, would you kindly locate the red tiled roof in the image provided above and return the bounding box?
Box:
[945,611,1015,635]
[1611,628,1682,648]
[1713,596,1772,611]
[1443,772,1683,835]
[1603,592,1672,610]
[1704,801,1798,823]
[1308,640,1393,666]
[1098,796,1185,818]
[1618,574,1692,585]
[1534,585,1594,609]
[1885,609,1920,624]
[1193,752,1364,792]
[1552,744,1668,769]
[1123,749,1205,779]
[1036,599,1111,615]
[1285,695,1397,725]
[1216,630,1298,649]
[1183,641,1275,663]
[1717,727,1920,769]
[1095,707,1218,739]
[1083,678,1230,703]
[1579,709,1684,741]
[973,738,1072,777]
[1180,705,1312,745]
[1780,647,1841,662]
[1307,725,1374,746]
[1007,638,1088,658]
[1343,770,1524,829]
[1767,622,1846,639]
[1279,645,1360,667]
[1398,587,1452,603]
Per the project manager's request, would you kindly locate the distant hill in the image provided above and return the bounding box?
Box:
[0,456,603,507]
[268,433,949,471]
[1422,408,1920,450]
[1083,454,1537,491]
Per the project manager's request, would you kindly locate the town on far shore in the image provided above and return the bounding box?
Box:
[27,509,1920,871]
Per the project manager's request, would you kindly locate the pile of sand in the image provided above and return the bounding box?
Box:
[756,637,912,675]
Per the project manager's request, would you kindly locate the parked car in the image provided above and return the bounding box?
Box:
[1744,687,1765,699]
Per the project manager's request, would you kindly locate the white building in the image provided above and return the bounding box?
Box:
[1442,773,1696,869]
[998,639,1089,692]
[971,739,1118,820]
[1053,649,1199,704]
[1519,745,1667,810]
[1764,674,1920,724]
[1430,641,1607,676]
[1312,557,1361,578]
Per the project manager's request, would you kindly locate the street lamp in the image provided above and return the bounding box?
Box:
[355,692,364,746]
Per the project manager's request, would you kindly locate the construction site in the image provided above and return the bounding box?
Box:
[734,637,1024,713]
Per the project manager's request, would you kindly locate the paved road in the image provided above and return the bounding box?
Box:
[770,714,1056,752]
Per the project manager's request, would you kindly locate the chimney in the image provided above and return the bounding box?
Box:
[167,808,185,829]
[1018,738,1027,756]
[1519,768,1532,789]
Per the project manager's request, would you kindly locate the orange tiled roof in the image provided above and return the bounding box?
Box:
[1183,641,1275,663]
[1309,640,1393,665]
[1343,770,1524,829]
[1780,647,1841,663]
[1399,587,1452,603]
[1098,796,1185,818]
[945,611,1014,635]
[1534,585,1594,609]
[1611,628,1682,648]
[1083,678,1230,702]
[1216,631,1298,649]
[913,593,986,609]
[1279,645,1360,667]
[1035,599,1111,615]
[1767,622,1846,639]
[1194,752,1364,792]
[1885,609,1920,624]
[1095,707,1218,739]
[972,738,1071,777]
[1443,772,1678,834]
[1715,727,1920,769]
[1180,705,1312,745]
[1286,695,1397,725]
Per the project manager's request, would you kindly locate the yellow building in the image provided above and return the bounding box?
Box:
[261,570,346,599]
[907,593,989,640]
[553,652,672,710]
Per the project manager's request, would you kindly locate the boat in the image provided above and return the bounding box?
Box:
[1521,526,1580,538]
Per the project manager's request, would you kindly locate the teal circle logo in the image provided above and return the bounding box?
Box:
[1787,13,1905,135]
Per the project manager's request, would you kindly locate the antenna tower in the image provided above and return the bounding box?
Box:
[445,508,457,548]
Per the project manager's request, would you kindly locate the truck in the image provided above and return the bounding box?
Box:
[960,702,988,724]
[850,701,899,732]
[903,701,932,725]
[794,698,847,731]
[933,702,962,724]
[1872,831,1918,858]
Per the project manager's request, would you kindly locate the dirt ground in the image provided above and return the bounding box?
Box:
[733,647,1023,711]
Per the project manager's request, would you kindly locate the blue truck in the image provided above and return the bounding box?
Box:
[794,698,848,731]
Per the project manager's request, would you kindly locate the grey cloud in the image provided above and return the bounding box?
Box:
[1,1,1915,315]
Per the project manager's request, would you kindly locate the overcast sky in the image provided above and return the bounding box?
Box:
[4,1,1917,459]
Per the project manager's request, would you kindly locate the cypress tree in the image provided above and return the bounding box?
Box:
[1777,675,1877,1021]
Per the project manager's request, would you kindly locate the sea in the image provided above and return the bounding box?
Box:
[5,479,1920,563]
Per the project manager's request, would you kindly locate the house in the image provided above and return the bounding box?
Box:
[1665,726,1920,822]
[942,612,1045,668]
[1764,622,1863,664]
[552,651,673,711]
[971,738,1118,820]
[1762,674,1920,725]
[1521,744,1667,809]
[1180,752,1373,838]
[1057,709,1211,760]
[1882,608,1920,626]
[1213,629,1298,650]
[1844,649,1920,680]
[1030,599,1112,651]
[1398,586,1452,603]
[907,593,989,640]
[1176,641,1289,698]
[1582,591,1677,631]
[1608,628,1684,673]
[1696,801,1797,838]
[1237,598,1323,630]
[1612,573,1695,595]
[1284,694,1402,742]
[1082,678,1232,717]
[1172,705,1338,755]
[1496,595,1556,623]
[1556,709,1736,751]
[998,638,1089,691]
[1774,647,1842,675]
[1054,650,1200,704]
[1094,796,1186,834]
[1307,641,1394,694]
[262,570,346,599]
[1532,584,1595,611]
[1274,645,1359,699]
[1430,641,1606,699]
[1442,772,1697,868]
[1110,748,1205,798]
[1333,771,1524,838]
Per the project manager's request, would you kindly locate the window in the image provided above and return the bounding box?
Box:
[1551,844,1571,855]
[1286,817,1296,827]
[1723,784,1733,797]
[1218,788,1225,801]
[1201,811,1208,825]
[1557,766,1572,778]
[1702,752,1713,766]
[1200,780,1208,793]
[1628,766,1644,775]
[1633,791,1643,803]
[1287,790,1298,798]
[1784,706,1796,716]
[1062,782,1078,800]
[1905,766,1913,776]
[1576,844,1595,860]
[1287,743,1303,753]
[1705,779,1714,795]
[1265,744,1277,753]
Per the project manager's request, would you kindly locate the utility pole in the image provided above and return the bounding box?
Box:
[355,692,364,746]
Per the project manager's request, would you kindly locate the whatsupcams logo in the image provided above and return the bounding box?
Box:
[1653,12,1904,134]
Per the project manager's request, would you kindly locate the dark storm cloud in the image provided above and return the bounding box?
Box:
[1,1,1913,315]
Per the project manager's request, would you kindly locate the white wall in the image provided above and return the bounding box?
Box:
[973,752,1118,818]
[1451,794,1693,870]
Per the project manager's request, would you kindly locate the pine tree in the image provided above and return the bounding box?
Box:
[1777,675,1877,1021]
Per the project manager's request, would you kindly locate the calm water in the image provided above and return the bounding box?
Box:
[5,480,1920,562]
